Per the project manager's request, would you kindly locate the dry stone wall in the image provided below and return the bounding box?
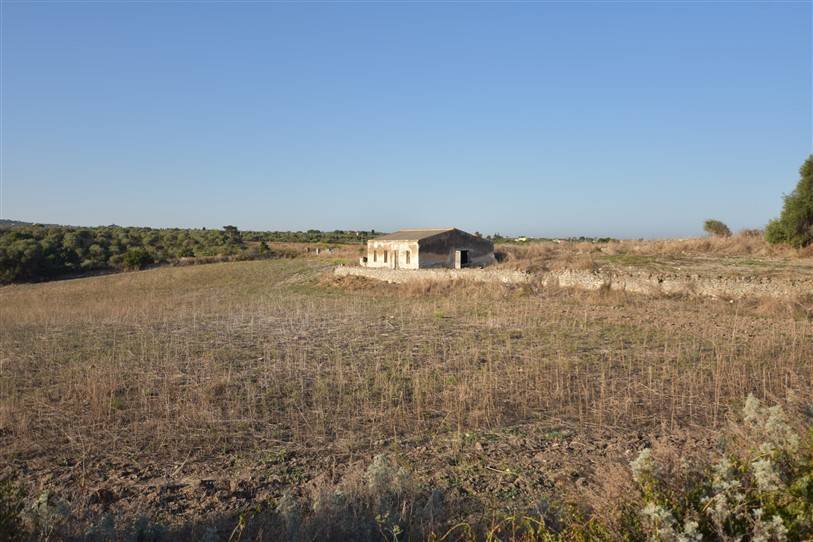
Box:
[335,266,530,285]
[547,269,813,299]
[334,266,813,300]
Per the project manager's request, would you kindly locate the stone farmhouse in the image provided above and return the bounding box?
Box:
[361,228,495,269]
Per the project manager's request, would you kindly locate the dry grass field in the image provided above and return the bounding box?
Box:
[495,235,813,278]
[1,250,812,540]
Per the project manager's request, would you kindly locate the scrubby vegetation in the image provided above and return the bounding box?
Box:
[766,155,813,248]
[630,395,811,542]
[704,219,732,238]
[494,232,813,280]
[0,224,372,283]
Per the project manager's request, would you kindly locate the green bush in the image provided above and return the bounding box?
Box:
[766,155,813,248]
[122,248,153,270]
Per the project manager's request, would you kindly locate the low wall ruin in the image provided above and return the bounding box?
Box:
[335,266,530,284]
[334,266,812,300]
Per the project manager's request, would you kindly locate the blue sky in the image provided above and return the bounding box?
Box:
[1,2,811,238]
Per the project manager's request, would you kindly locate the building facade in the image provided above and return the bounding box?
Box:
[362,228,495,270]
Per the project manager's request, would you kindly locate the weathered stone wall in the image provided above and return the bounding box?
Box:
[547,269,813,299]
[335,266,529,284]
[335,266,813,299]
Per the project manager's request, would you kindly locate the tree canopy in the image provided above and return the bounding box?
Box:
[0,225,375,283]
[765,155,813,248]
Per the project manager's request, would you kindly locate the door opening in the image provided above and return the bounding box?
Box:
[454,249,470,269]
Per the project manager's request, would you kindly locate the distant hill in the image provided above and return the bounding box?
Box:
[0,219,35,229]
[0,219,65,229]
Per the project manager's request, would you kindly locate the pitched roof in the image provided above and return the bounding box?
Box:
[373,228,455,241]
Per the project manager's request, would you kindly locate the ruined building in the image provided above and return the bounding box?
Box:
[361,228,495,269]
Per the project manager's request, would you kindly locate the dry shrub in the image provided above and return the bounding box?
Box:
[582,461,639,536]
[498,234,810,275]
[500,243,601,273]
[572,285,633,307]
[320,273,388,292]
[205,378,233,401]
[743,295,813,320]
[565,256,598,272]
[611,232,802,259]
[258,454,427,541]
[324,272,530,301]
[396,278,517,299]
[496,243,557,272]
[754,298,797,319]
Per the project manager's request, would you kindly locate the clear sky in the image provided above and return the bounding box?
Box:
[1,1,811,238]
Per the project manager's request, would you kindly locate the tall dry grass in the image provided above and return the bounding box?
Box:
[497,233,813,274]
[1,258,811,471]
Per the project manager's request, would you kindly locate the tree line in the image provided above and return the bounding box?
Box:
[0,225,375,283]
[3,155,811,284]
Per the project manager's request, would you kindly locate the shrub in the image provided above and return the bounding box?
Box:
[765,220,789,246]
[122,248,153,270]
[704,219,732,238]
[629,395,812,541]
[766,155,813,248]
[738,228,763,238]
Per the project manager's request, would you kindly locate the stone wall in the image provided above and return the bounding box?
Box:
[334,266,529,284]
[546,269,813,299]
[334,266,813,300]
